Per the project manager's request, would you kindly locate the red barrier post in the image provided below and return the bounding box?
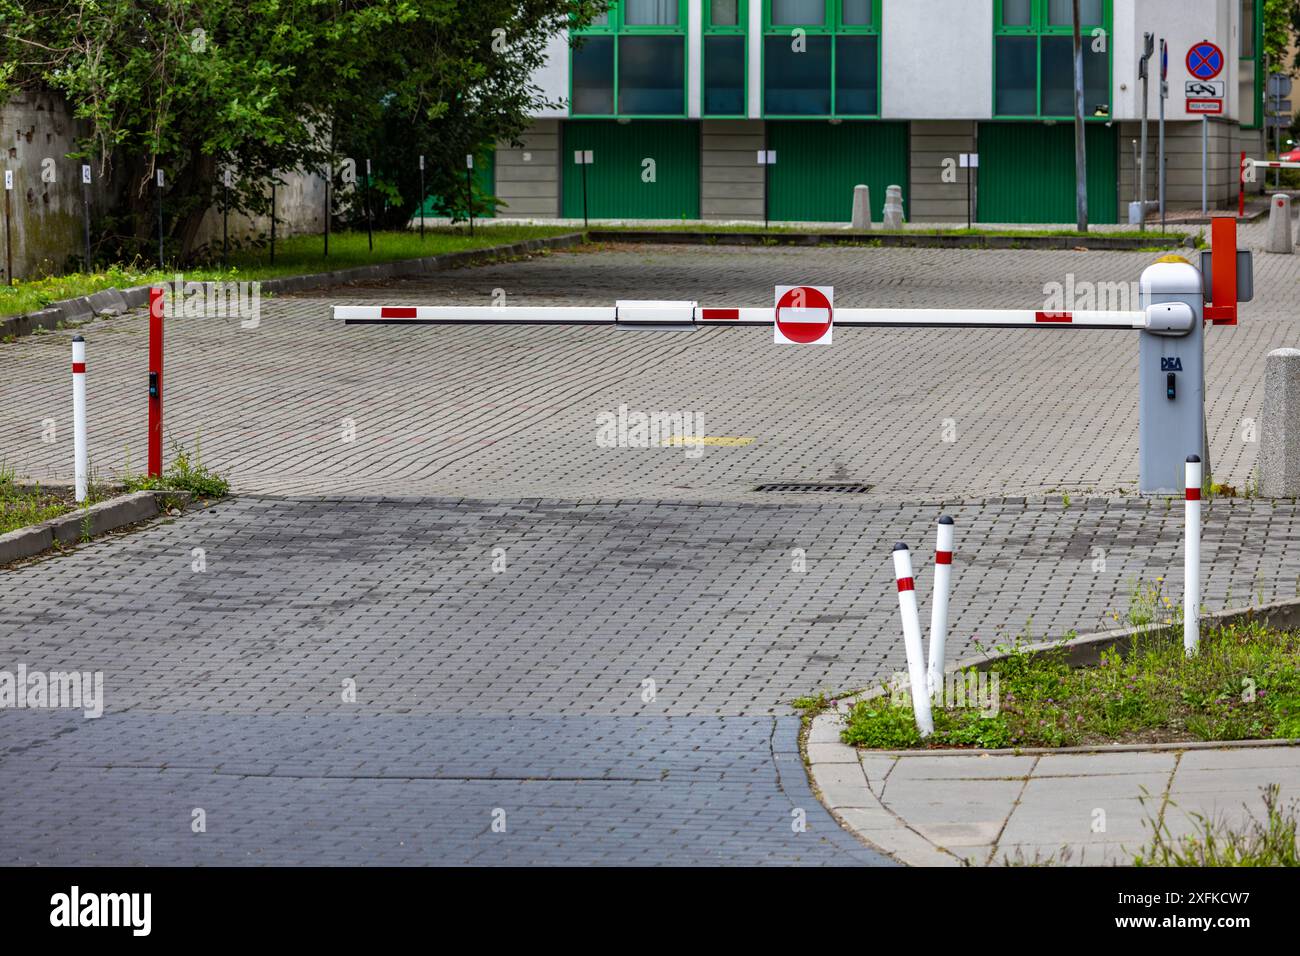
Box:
[148,287,164,477]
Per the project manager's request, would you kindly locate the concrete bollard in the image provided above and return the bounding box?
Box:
[1265,194,1293,254]
[1260,348,1300,497]
[851,184,873,230]
[882,185,905,230]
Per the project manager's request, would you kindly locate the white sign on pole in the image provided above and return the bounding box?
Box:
[466,154,474,170]
[3,170,11,190]
[156,169,165,187]
[419,155,425,171]
[574,150,594,165]
[81,164,92,185]
[1185,80,1225,99]
[223,168,233,187]
[756,150,777,165]
[959,153,980,168]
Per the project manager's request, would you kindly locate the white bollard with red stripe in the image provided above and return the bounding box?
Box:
[1184,455,1202,656]
[927,516,955,698]
[892,542,934,738]
[72,335,87,503]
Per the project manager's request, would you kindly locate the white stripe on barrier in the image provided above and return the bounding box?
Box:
[892,543,934,739]
[1184,455,1203,657]
[1247,159,1300,170]
[927,516,954,698]
[72,336,87,504]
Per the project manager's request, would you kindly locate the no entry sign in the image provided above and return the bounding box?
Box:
[774,285,833,345]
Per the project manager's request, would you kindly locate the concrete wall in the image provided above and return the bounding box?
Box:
[1117,118,1242,210]
[883,1,993,120]
[700,120,763,221]
[0,91,112,281]
[494,119,561,218]
[192,168,328,251]
[909,121,977,222]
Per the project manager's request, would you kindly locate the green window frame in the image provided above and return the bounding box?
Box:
[761,0,882,118]
[703,0,748,118]
[570,1,689,118]
[993,0,1113,120]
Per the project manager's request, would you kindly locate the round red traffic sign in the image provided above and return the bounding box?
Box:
[1186,40,1224,81]
[775,286,833,344]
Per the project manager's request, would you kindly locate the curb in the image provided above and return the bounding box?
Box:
[587,229,1192,252]
[0,233,586,340]
[0,489,190,565]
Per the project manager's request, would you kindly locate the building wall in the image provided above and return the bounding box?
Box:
[1117,118,1242,211]
[494,119,561,218]
[909,121,977,222]
[882,1,993,120]
[700,120,764,220]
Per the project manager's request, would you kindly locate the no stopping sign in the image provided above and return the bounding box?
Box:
[774,285,834,345]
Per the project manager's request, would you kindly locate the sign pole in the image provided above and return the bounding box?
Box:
[3,170,11,284]
[222,168,230,267]
[270,175,277,266]
[418,155,425,242]
[466,153,474,237]
[1201,116,1208,215]
[364,158,374,252]
[156,166,165,269]
[580,153,589,230]
[81,165,93,271]
[1158,39,1167,232]
[1139,33,1153,222]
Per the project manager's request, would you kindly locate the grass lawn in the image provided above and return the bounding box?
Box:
[0,226,577,319]
[830,618,1300,750]
[0,482,73,536]
[593,223,1192,242]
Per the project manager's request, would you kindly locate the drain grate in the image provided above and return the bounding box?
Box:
[754,482,874,494]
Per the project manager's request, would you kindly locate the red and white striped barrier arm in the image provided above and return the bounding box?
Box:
[335,301,1194,333]
[1246,158,1300,170]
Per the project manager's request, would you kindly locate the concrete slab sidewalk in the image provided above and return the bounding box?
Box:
[808,711,1300,866]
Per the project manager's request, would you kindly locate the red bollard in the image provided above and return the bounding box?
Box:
[148,287,164,478]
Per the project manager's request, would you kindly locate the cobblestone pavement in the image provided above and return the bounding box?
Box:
[2,222,1294,501]
[2,227,1297,865]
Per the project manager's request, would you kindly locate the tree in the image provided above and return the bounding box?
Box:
[0,1,605,262]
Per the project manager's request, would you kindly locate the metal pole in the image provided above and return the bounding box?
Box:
[81,166,92,271]
[147,287,164,478]
[1139,33,1153,224]
[156,167,164,269]
[763,124,770,231]
[1184,455,1202,656]
[418,155,425,242]
[270,177,276,266]
[1159,39,1167,231]
[222,172,229,267]
[324,159,331,258]
[466,157,474,237]
[581,159,589,230]
[1072,1,1088,232]
[1201,116,1208,214]
[3,176,11,284]
[364,158,373,252]
[72,336,87,503]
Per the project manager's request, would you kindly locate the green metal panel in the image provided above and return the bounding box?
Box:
[766,121,908,222]
[977,122,1117,224]
[562,120,700,219]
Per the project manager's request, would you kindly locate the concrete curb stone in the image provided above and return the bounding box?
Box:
[0,489,191,565]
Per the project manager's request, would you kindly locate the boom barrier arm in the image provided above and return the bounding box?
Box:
[335,302,1194,333]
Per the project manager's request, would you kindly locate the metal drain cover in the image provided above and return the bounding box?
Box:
[754,482,874,493]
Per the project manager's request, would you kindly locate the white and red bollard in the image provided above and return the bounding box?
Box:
[72,335,87,503]
[1184,455,1202,656]
[927,516,954,698]
[892,542,934,738]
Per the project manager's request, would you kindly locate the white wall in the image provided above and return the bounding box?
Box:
[883,0,993,119]
[532,33,571,118]
[1112,0,1240,122]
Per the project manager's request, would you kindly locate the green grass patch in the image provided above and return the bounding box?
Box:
[0,226,577,319]
[119,441,230,500]
[841,618,1300,750]
[1135,784,1300,867]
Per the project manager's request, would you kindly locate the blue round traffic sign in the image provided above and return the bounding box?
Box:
[1186,41,1224,81]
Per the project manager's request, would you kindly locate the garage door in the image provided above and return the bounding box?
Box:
[766,121,909,223]
[562,120,700,220]
[978,122,1118,224]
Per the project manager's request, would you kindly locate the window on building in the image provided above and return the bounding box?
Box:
[704,0,747,116]
[1241,0,1256,58]
[994,0,1111,118]
[570,1,687,116]
[762,1,881,116]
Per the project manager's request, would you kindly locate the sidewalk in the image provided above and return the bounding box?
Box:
[808,713,1300,866]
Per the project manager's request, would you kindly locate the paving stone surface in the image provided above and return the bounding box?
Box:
[2,224,1293,501]
[2,228,1296,865]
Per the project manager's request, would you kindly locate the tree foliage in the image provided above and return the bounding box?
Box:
[0,1,605,261]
